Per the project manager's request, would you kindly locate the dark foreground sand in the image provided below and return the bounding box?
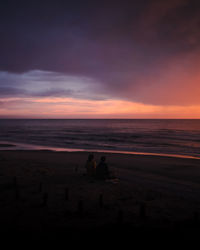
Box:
[0,150,200,243]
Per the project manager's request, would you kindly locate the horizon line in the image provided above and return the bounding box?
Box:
[1,118,200,120]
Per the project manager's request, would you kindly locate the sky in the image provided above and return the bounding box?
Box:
[1,0,200,118]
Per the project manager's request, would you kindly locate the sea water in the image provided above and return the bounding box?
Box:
[0,119,200,158]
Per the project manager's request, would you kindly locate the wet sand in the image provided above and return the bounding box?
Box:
[0,150,200,242]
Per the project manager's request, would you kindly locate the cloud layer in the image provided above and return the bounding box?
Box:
[0,70,106,100]
[1,0,200,117]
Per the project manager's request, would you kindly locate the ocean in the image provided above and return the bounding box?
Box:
[0,119,200,158]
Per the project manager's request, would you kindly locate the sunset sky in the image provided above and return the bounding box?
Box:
[1,0,200,118]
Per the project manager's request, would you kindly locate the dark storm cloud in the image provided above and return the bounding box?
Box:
[1,0,200,105]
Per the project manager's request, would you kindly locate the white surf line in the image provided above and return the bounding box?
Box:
[1,141,200,160]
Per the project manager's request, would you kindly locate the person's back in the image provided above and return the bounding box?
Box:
[85,154,96,177]
[96,156,110,180]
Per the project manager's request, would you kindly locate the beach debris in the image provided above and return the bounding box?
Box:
[65,187,69,201]
[99,193,104,208]
[105,178,119,184]
[139,202,147,220]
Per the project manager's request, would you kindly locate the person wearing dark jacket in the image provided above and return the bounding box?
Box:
[96,156,110,180]
[85,154,96,177]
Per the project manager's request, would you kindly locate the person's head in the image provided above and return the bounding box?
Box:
[100,156,106,162]
[88,154,94,161]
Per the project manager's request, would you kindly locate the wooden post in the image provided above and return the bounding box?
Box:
[117,209,124,225]
[13,177,19,200]
[75,165,78,173]
[13,176,17,188]
[99,193,103,208]
[193,211,199,226]
[140,203,146,220]
[38,182,42,193]
[78,200,83,217]
[42,193,48,207]
[65,188,69,201]
[15,185,20,200]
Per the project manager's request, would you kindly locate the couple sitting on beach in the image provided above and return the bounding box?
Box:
[85,154,111,180]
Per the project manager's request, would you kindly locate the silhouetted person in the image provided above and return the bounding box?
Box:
[96,156,110,180]
[85,154,96,177]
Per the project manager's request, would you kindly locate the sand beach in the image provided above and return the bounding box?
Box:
[0,149,200,243]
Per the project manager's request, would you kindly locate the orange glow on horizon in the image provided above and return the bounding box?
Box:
[1,97,200,118]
